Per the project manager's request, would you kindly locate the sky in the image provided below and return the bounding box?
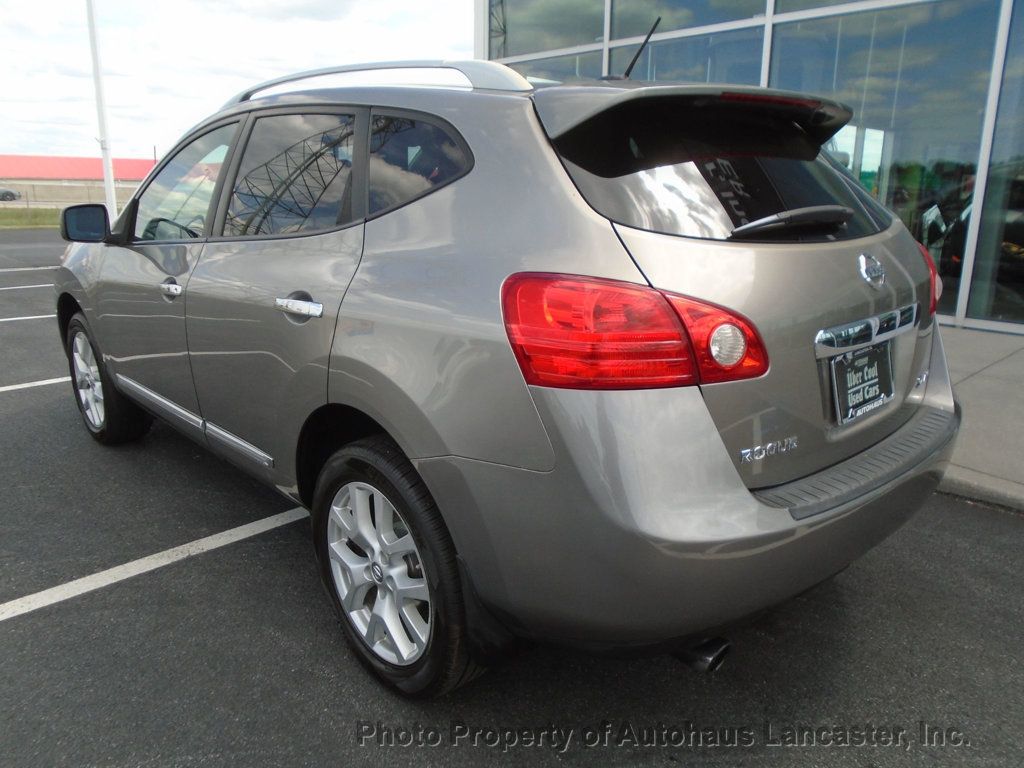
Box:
[1,0,474,159]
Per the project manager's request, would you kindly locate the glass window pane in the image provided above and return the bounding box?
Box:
[553,96,890,242]
[611,0,765,40]
[776,0,851,14]
[225,114,355,237]
[507,51,603,82]
[135,124,235,241]
[969,5,1024,323]
[489,0,604,58]
[609,27,763,84]
[770,0,1001,314]
[368,115,471,215]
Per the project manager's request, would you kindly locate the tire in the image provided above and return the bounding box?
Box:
[0,192,13,201]
[312,435,483,697]
[65,312,152,444]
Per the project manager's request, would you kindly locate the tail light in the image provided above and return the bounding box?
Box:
[501,273,768,390]
[917,241,942,315]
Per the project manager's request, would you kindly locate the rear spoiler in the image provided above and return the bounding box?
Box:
[532,83,853,145]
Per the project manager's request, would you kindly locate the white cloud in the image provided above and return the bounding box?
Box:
[0,0,474,158]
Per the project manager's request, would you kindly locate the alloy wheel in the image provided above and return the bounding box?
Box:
[72,331,105,429]
[326,481,431,666]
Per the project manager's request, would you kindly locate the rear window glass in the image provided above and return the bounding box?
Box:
[553,98,891,242]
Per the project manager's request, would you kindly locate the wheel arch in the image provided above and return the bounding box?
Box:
[56,291,83,345]
[295,403,395,509]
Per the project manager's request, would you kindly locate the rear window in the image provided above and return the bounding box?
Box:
[553,98,891,242]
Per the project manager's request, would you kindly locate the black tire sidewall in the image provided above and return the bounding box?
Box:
[312,441,461,697]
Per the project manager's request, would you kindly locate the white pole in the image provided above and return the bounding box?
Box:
[86,0,117,218]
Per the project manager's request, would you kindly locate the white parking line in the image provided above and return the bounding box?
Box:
[0,507,309,623]
[0,284,53,291]
[0,314,56,322]
[0,376,71,394]
[0,266,58,273]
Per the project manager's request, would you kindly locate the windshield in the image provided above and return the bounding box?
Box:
[553,98,891,242]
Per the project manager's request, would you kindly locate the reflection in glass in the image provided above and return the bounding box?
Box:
[771,0,1000,313]
[489,0,604,58]
[135,124,235,241]
[226,114,354,237]
[611,0,764,40]
[556,97,890,242]
[369,116,471,215]
[507,51,602,82]
[609,27,763,84]
[775,0,850,14]
[970,5,1024,323]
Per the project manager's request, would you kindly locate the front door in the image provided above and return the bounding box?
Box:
[96,122,239,430]
[185,110,365,483]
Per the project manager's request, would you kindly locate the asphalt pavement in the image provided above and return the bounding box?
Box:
[1,228,1022,767]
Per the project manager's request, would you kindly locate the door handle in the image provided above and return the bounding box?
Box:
[160,282,183,297]
[275,297,323,318]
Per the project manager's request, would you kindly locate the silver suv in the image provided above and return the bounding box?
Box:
[57,61,959,697]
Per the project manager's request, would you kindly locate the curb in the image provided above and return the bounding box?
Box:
[939,465,1024,512]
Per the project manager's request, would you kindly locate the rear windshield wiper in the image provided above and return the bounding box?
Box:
[729,205,854,239]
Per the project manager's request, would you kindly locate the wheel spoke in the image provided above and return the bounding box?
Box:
[382,533,416,557]
[328,502,357,537]
[399,603,429,653]
[351,485,376,551]
[375,591,415,663]
[72,352,90,378]
[392,570,429,603]
[373,491,396,544]
[328,538,368,572]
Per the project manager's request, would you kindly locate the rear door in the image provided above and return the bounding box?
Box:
[185,108,366,481]
[544,90,935,487]
[95,122,238,431]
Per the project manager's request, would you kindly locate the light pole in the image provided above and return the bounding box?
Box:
[86,0,117,218]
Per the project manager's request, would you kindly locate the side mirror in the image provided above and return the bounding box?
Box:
[61,204,110,243]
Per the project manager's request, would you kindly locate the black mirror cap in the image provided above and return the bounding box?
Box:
[61,204,110,243]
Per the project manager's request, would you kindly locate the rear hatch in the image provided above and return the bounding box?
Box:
[534,84,936,488]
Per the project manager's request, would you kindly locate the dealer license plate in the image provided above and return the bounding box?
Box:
[830,341,894,424]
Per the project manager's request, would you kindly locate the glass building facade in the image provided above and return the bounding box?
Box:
[479,0,1024,331]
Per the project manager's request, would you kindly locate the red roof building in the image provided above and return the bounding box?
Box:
[0,154,155,181]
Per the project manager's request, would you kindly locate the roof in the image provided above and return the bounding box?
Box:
[0,155,156,182]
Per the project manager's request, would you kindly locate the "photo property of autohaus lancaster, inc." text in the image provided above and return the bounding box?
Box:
[356,720,973,755]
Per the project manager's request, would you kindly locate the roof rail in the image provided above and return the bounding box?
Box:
[224,60,533,106]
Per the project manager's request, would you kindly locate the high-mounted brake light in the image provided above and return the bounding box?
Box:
[917,241,941,315]
[501,273,769,390]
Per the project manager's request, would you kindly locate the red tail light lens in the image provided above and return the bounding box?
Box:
[917,241,941,315]
[501,273,769,389]
[501,274,697,389]
[662,295,769,384]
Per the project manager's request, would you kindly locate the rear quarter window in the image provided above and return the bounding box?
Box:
[368,113,472,216]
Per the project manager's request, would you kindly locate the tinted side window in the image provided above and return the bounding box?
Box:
[135,124,236,241]
[368,115,470,215]
[225,113,355,237]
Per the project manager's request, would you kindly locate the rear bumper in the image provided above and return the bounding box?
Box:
[415,328,959,648]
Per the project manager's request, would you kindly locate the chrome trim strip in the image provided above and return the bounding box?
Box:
[115,374,204,432]
[205,422,275,469]
[114,374,274,469]
[814,303,917,359]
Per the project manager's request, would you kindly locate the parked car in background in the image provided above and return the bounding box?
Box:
[0,186,21,201]
[56,61,959,697]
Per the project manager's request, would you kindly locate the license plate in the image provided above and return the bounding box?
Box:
[830,341,894,424]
